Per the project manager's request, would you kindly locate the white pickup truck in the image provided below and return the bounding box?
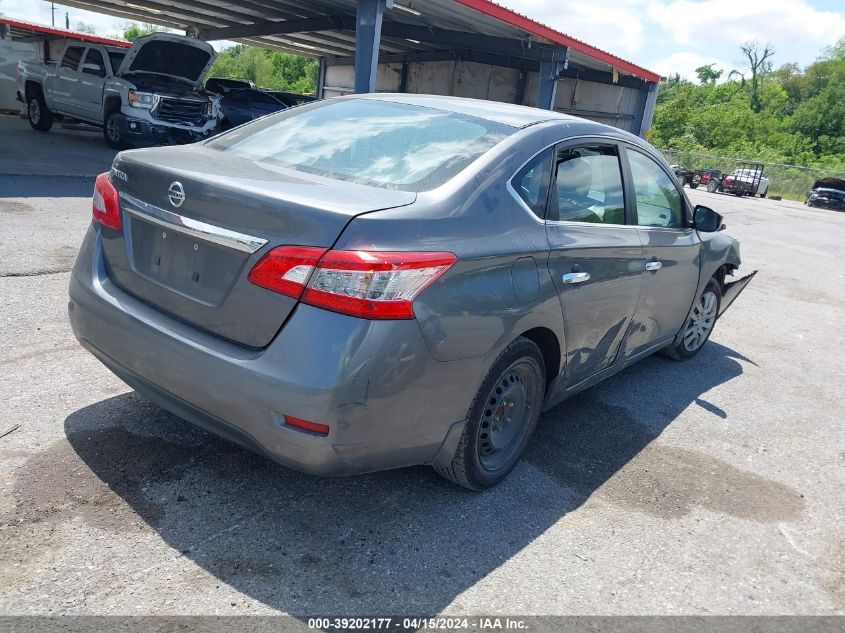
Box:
[17,33,221,149]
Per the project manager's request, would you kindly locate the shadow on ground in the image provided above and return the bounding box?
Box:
[5,341,805,614]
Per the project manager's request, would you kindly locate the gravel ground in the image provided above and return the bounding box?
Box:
[0,114,843,618]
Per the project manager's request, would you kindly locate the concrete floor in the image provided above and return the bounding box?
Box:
[0,113,843,618]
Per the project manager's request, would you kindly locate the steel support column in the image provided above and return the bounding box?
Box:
[354,0,393,94]
[537,46,568,110]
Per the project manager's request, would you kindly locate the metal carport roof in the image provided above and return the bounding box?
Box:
[48,0,658,82]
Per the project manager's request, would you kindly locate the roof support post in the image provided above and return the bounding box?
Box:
[537,46,568,110]
[354,0,393,93]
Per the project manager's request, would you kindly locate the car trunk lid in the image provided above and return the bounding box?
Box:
[103,144,416,348]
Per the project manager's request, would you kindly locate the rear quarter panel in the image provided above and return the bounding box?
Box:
[334,121,599,376]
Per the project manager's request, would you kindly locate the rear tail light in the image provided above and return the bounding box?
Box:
[92,172,121,230]
[248,246,456,320]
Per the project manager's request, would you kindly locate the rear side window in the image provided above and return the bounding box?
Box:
[82,49,106,77]
[628,150,685,228]
[208,99,514,192]
[512,148,553,218]
[61,46,85,71]
[549,144,626,224]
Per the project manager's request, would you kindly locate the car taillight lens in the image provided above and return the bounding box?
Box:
[247,246,327,299]
[248,246,456,320]
[92,172,121,230]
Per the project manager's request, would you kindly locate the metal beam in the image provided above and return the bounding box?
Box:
[537,46,568,110]
[377,21,541,59]
[202,15,348,41]
[354,0,393,93]
[557,66,650,91]
[325,49,539,72]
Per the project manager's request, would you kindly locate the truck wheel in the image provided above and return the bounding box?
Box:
[434,336,545,491]
[689,182,699,189]
[103,110,129,150]
[759,192,767,198]
[706,180,718,193]
[661,279,721,361]
[27,91,53,132]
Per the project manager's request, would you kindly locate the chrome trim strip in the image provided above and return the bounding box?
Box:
[119,192,267,254]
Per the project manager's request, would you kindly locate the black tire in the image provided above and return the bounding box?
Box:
[434,336,545,491]
[706,180,718,193]
[103,109,129,150]
[661,279,722,361]
[689,182,699,189]
[759,192,767,198]
[27,89,53,132]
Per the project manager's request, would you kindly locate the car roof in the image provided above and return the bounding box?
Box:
[351,93,578,129]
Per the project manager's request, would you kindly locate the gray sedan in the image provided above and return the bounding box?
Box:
[68,94,755,490]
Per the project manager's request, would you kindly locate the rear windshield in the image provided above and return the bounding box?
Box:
[206,98,514,191]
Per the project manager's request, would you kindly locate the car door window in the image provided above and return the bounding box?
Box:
[628,150,685,228]
[549,144,625,224]
[61,46,85,71]
[82,49,106,77]
[511,148,553,219]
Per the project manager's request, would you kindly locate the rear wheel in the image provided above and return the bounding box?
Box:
[689,182,699,189]
[434,336,545,490]
[759,191,767,198]
[706,180,718,193]
[662,279,721,361]
[27,90,53,132]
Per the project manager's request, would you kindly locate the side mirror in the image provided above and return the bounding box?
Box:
[693,205,723,232]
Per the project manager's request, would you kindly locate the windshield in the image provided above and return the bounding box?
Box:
[207,98,514,192]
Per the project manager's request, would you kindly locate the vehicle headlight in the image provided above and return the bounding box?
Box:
[128,90,156,109]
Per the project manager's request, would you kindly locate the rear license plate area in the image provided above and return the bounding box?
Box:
[129,216,246,305]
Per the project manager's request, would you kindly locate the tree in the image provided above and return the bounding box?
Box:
[695,63,722,85]
[122,22,166,42]
[820,36,845,61]
[75,22,97,35]
[208,44,318,93]
[738,40,775,113]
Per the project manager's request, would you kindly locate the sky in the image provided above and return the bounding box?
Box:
[2,0,844,80]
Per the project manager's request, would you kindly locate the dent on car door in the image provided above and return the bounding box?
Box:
[539,141,644,388]
[619,147,702,359]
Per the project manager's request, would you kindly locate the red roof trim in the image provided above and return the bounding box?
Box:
[0,18,130,48]
[452,0,660,83]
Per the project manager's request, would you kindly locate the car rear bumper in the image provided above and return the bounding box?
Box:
[68,226,482,476]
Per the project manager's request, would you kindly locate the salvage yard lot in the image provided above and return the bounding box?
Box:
[0,114,843,616]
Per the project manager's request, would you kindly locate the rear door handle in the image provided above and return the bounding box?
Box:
[562,272,591,284]
[645,261,662,271]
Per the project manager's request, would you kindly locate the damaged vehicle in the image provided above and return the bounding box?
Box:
[806,178,845,211]
[17,33,220,149]
[68,95,756,490]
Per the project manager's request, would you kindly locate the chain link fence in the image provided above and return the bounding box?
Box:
[657,149,845,202]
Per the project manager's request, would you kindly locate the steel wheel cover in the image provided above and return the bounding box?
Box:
[477,359,539,472]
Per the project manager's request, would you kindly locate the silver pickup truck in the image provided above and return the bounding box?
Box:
[17,33,220,149]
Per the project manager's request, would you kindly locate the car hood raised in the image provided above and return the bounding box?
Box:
[117,33,216,87]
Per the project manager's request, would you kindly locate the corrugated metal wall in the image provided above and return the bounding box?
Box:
[323,60,647,133]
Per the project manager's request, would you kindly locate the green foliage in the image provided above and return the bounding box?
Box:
[652,40,845,183]
[121,23,166,42]
[208,44,317,94]
[695,64,722,84]
[75,22,97,35]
